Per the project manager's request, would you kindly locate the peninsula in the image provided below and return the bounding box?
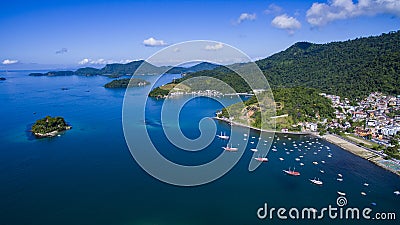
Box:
[104,78,150,88]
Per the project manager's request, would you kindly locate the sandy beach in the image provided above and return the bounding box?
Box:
[322,134,400,176]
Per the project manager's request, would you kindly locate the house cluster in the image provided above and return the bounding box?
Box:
[322,92,400,146]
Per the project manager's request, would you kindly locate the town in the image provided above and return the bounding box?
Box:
[320,92,400,160]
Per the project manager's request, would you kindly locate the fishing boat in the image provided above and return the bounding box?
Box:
[337,173,343,178]
[283,167,300,176]
[216,132,229,140]
[299,163,304,166]
[313,161,318,165]
[337,191,346,196]
[250,148,258,152]
[337,178,343,182]
[363,183,369,187]
[320,170,324,173]
[222,144,238,152]
[279,158,284,161]
[394,191,400,195]
[310,178,323,185]
[254,157,268,162]
[361,192,367,196]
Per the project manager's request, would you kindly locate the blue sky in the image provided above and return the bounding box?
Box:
[0,0,399,69]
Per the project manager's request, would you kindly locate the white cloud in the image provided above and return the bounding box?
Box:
[264,4,283,15]
[2,59,19,65]
[143,37,167,47]
[306,0,400,26]
[78,58,134,65]
[236,13,256,24]
[271,14,302,34]
[204,43,224,51]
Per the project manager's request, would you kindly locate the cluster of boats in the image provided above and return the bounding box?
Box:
[216,131,400,197]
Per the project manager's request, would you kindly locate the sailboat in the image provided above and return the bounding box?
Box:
[222,144,238,152]
[283,167,300,176]
[309,177,323,185]
[216,131,229,140]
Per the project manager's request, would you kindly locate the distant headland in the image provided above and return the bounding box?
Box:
[104,78,150,88]
[29,61,219,77]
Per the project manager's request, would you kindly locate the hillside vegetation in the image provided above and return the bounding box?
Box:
[154,31,400,100]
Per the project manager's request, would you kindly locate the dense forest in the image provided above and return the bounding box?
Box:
[156,31,400,100]
[31,116,71,136]
[257,31,400,99]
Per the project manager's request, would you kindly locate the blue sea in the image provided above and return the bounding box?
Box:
[0,71,399,225]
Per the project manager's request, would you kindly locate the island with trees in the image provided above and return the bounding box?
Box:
[31,116,72,138]
[104,78,150,88]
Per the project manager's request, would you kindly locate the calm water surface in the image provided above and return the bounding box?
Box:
[0,71,399,225]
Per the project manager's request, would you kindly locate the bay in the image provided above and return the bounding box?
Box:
[0,71,399,225]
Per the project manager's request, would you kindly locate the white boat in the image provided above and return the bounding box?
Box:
[394,191,400,195]
[299,163,304,166]
[244,134,248,137]
[216,132,229,140]
[279,158,284,161]
[254,157,268,162]
[310,178,323,185]
[337,191,346,196]
[321,160,325,164]
[320,170,324,173]
[313,161,318,165]
[337,178,343,182]
[295,158,300,161]
[361,192,367,196]
[222,144,238,152]
[272,149,277,152]
[337,173,343,178]
[250,141,255,144]
[250,148,258,152]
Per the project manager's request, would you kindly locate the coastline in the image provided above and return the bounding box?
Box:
[213,117,312,135]
[33,126,72,138]
[322,134,400,176]
[214,117,400,176]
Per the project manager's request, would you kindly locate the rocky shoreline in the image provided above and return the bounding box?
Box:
[33,126,72,138]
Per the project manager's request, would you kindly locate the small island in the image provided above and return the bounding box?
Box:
[104,78,150,88]
[31,116,72,138]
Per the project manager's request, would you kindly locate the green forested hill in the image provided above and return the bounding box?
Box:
[257,31,400,99]
[158,31,400,99]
